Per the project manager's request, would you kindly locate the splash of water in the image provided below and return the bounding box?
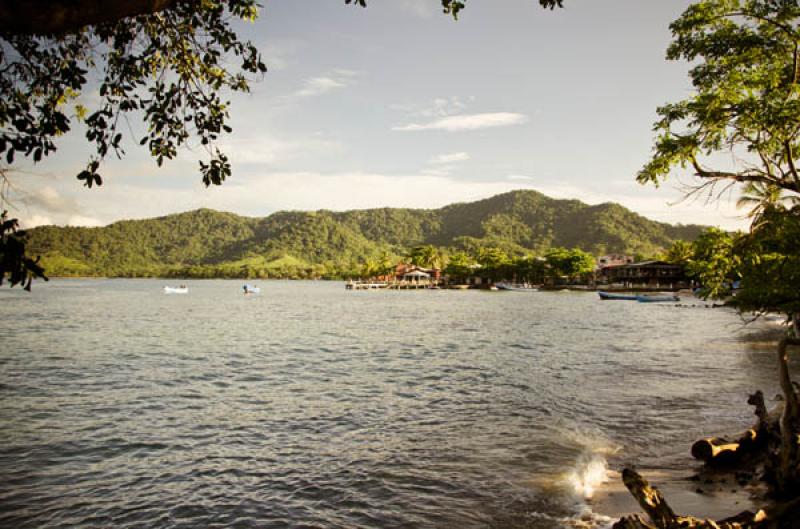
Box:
[567,453,609,499]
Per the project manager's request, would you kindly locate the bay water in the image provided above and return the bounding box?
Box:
[0,280,787,528]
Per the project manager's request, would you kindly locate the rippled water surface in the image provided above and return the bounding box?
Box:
[0,280,787,528]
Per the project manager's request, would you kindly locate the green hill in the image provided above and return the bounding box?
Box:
[27,189,705,278]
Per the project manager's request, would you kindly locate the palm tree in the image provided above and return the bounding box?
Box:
[408,245,437,268]
[736,182,799,224]
[379,251,395,281]
[665,240,693,265]
[360,258,378,279]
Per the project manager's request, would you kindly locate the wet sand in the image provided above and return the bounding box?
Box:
[590,469,761,522]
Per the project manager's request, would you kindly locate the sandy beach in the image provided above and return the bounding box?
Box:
[591,468,762,522]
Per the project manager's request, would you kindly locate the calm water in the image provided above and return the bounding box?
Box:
[0,279,788,528]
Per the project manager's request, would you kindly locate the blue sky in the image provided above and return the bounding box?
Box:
[14,0,748,229]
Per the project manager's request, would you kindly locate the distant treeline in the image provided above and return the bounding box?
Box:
[27,190,705,279]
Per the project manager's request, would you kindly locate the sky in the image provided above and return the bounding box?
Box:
[12,0,750,230]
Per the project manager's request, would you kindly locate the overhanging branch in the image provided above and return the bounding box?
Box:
[691,157,800,193]
[0,0,184,36]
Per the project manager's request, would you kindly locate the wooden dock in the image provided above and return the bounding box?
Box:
[345,280,439,290]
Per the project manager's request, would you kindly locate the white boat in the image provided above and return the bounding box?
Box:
[164,286,188,294]
[496,282,539,292]
[243,284,261,294]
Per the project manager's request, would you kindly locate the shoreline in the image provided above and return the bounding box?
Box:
[589,467,761,523]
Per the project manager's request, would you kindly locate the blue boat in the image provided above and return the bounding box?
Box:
[636,294,679,303]
[598,291,637,301]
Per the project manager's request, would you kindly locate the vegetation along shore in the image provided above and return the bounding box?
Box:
[25,190,704,281]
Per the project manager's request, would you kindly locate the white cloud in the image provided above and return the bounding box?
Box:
[66,215,103,227]
[421,166,455,177]
[218,136,344,166]
[257,40,304,72]
[503,174,747,230]
[58,172,538,224]
[204,171,535,212]
[429,152,470,164]
[391,96,472,118]
[292,69,359,98]
[19,214,53,228]
[20,186,81,215]
[9,185,104,227]
[16,170,748,231]
[295,77,345,97]
[393,112,528,132]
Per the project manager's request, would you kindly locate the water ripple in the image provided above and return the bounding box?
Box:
[0,279,788,528]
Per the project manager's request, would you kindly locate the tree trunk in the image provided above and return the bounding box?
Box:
[776,336,800,494]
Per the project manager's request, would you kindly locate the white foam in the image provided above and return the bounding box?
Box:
[567,453,610,499]
[523,507,615,529]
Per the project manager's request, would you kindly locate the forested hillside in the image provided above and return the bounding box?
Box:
[27,190,705,278]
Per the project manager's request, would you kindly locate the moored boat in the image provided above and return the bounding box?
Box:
[243,284,261,294]
[164,286,188,294]
[636,294,679,303]
[598,291,638,301]
[496,282,539,292]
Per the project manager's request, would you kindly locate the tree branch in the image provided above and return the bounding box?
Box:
[691,157,799,193]
[786,140,800,191]
[0,0,183,36]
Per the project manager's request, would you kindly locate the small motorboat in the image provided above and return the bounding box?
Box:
[598,291,637,301]
[496,282,539,292]
[164,286,188,294]
[242,284,261,295]
[636,294,680,303]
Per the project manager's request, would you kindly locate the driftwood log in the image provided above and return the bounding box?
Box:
[611,468,795,529]
[691,391,782,465]
[690,430,758,465]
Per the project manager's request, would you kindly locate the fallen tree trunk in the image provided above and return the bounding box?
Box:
[691,391,780,465]
[613,468,766,529]
[691,430,757,465]
[613,467,800,529]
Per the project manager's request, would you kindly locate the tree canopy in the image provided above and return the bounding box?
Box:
[639,0,800,324]
[543,246,595,280]
[639,0,800,198]
[1,0,266,191]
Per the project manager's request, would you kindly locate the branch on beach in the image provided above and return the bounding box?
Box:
[614,467,800,529]
[690,391,780,466]
[613,468,768,529]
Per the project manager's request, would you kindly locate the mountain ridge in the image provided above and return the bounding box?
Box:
[27,189,706,278]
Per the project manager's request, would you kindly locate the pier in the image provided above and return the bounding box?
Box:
[345,280,439,290]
